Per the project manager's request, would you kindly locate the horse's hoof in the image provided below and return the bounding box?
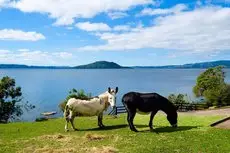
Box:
[99,125,105,129]
[65,129,69,132]
[132,129,138,132]
[150,127,154,131]
[73,128,78,131]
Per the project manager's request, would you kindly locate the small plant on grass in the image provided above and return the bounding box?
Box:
[59,89,91,112]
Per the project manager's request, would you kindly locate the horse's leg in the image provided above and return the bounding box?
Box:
[97,113,102,127]
[123,103,138,132]
[127,110,138,132]
[69,111,77,131]
[98,112,105,128]
[70,117,78,131]
[149,110,158,131]
[65,117,70,132]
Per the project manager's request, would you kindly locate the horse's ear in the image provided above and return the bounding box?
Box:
[115,87,118,93]
[108,87,111,93]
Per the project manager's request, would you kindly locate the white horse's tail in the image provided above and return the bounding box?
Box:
[64,104,70,119]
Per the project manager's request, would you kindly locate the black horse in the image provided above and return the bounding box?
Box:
[122,92,178,132]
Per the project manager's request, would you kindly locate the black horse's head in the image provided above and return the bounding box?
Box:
[166,106,178,128]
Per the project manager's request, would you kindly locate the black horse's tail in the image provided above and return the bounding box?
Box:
[122,96,125,104]
[122,94,130,112]
[121,93,130,104]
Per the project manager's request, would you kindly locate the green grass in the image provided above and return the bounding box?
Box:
[0,113,230,153]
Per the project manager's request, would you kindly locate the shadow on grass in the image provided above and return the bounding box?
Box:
[79,124,128,131]
[77,124,198,133]
[138,125,198,133]
[154,126,198,133]
[135,125,149,128]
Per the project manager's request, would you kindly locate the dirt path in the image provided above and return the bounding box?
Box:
[179,108,230,129]
[179,108,230,116]
[214,120,230,129]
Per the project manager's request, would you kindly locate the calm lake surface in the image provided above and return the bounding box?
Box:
[1,69,230,121]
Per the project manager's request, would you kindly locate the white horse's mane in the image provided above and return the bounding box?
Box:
[98,91,109,97]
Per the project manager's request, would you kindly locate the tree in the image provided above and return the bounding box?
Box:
[168,94,189,104]
[0,76,34,123]
[193,66,230,106]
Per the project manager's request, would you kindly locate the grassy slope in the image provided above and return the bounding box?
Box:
[0,113,230,153]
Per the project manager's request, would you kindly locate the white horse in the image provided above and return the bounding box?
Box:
[64,87,118,131]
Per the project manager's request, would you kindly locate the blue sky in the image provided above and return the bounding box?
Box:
[0,0,230,66]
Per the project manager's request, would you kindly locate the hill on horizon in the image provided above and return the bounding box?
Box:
[74,61,128,69]
[133,60,230,69]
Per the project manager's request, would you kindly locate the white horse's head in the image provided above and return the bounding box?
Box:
[107,87,118,109]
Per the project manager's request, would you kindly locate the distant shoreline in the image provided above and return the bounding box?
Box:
[0,67,230,70]
[1,60,230,69]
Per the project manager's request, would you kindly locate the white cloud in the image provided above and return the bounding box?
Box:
[78,6,230,53]
[130,21,144,32]
[10,0,154,26]
[0,49,10,54]
[52,52,73,59]
[139,4,188,16]
[75,22,111,31]
[0,29,45,41]
[0,0,9,7]
[76,22,132,32]
[0,49,75,66]
[113,25,131,31]
[107,12,129,19]
[18,48,30,52]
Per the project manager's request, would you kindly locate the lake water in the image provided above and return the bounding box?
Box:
[0,69,230,121]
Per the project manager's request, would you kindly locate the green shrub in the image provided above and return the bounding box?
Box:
[35,117,48,122]
[204,84,230,107]
[168,94,190,104]
[59,89,91,112]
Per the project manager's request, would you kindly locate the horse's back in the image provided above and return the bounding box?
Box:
[122,92,172,112]
[122,92,164,103]
[122,92,141,104]
[66,98,84,108]
[67,98,78,105]
[66,98,103,116]
[67,97,99,105]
